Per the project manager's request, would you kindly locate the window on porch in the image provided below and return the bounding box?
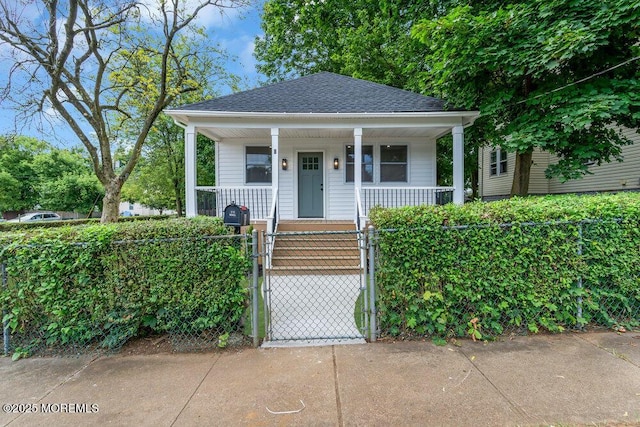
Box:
[246,146,272,183]
[346,145,373,183]
[380,145,408,182]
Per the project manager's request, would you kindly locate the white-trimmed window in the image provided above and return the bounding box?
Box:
[246,146,272,183]
[490,148,507,176]
[346,145,374,182]
[380,145,408,182]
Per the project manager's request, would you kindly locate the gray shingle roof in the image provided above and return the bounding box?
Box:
[176,72,452,113]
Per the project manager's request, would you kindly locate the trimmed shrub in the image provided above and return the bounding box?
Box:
[0,217,250,357]
[369,193,640,340]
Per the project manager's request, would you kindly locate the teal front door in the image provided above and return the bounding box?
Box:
[298,152,324,218]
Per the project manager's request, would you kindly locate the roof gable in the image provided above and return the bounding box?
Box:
[177,72,452,114]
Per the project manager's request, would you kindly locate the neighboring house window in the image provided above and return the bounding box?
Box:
[380,145,408,182]
[346,145,374,182]
[246,146,272,183]
[490,149,507,176]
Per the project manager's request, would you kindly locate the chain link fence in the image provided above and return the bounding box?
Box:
[373,219,640,341]
[262,229,368,344]
[2,234,254,358]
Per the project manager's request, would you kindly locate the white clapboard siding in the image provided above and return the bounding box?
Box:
[216,137,438,220]
[548,127,640,193]
[480,127,640,199]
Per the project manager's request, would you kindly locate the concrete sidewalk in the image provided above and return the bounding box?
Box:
[1,332,639,426]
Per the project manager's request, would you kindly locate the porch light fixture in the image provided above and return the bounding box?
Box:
[333,157,339,169]
[281,158,288,170]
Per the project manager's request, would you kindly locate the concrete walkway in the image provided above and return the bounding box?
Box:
[266,274,365,345]
[1,331,639,426]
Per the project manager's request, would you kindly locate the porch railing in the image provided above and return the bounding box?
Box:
[196,186,272,220]
[359,186,454,218]
[265,188,279,268]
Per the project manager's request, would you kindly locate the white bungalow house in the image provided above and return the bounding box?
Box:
[166,72,479,234]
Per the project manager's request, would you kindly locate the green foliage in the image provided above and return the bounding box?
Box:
[412,0,640,186]
[255,0,488,192]
[0,134,102,215]
[0,135,48,212]
[369,193,640,339]
[0,217,250,357]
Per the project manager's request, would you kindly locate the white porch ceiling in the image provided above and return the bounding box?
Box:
[198,126,452,141]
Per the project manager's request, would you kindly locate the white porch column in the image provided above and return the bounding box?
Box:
[185,125,197,217]
[452,125,465,205]
[271,128,279,192]
[354,128,363,190]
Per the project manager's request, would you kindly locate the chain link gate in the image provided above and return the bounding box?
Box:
[256,226,377,346]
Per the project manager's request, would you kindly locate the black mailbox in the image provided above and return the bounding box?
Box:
[223,202,250,232]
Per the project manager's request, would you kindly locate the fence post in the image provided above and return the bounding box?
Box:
[576,222,583,330]
[368,226,376,342]
[2,261,9,356]
[251,229,260,348]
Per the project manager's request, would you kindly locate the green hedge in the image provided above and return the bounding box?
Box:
[0,217,250,357]
[0,214,174,232]
[369,193,640,340]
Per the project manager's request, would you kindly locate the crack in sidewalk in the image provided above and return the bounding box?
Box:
[5,353,101,426]
[575,334,640,368]
[170,353,222,426]
[458,347,532,424]
[332,346,344,427]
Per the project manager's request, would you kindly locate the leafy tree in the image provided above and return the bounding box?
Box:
[118,41,229,216]
[255,0,437,90]
[255,0,482,190]
[0,135,47,212]
[0,134,102,215]
[39,174,103,214]
[0,0,247,222]
[122,129,215,215]
[413,0,640,195]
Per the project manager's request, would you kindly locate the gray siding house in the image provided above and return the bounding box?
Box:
[479,127,640,200]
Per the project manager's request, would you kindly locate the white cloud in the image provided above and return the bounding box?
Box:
[136,0,248,30]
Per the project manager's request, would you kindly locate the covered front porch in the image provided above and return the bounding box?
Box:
[182,122,466,234]
[165,72,479,233]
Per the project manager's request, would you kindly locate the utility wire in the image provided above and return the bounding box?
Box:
[516,55,640,105]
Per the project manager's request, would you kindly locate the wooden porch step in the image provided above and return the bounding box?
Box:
[277,221,356,232]
[271,255,360,267]
[274,236,359,248]
[268,220,362,275]
[268,265,362,276]
[272,247,358,256]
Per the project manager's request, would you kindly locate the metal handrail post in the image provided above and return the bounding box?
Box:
[251,229,260,347]
[368,226,376,342]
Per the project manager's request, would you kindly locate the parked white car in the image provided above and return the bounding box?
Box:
[8,212,62,223]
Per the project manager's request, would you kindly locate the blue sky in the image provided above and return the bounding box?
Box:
[0,1,266,148]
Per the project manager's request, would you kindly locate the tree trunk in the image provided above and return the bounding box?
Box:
[101,181,123,223]
[172,178,184,217]
[510,151,533,197]
[470,167,479,200]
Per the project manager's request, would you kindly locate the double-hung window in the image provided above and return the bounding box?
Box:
[246,146,272,183]
[346,145,374,182]
[380,145,408,182]
[490,148,507,176]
